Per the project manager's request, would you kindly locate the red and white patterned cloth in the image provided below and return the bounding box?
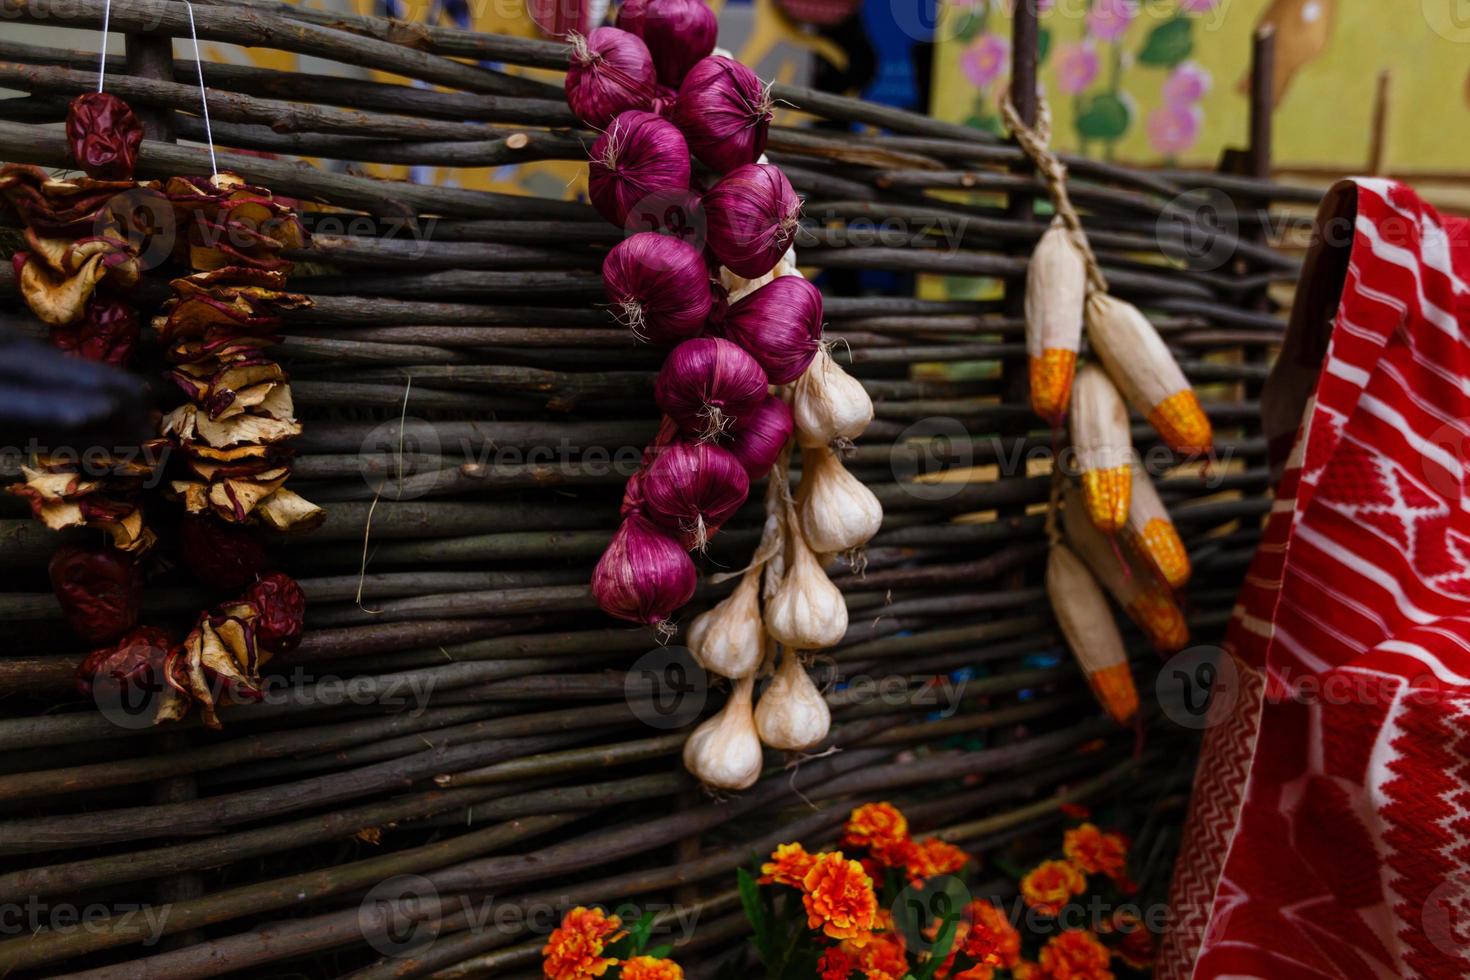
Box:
[1161,179,1470,979]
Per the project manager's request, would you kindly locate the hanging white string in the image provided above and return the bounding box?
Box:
[184,0,218,177]
[96,0,112,92]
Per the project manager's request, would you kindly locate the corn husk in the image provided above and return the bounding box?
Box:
[1063,484,1189,654]
[1069,364,1131,533]
[1085,293,1212,454]
[1046,543,1138,726]
[1025,217,1085,425]
[1125,462,1190,589]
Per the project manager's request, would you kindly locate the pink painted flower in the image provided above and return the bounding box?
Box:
[1054,41,1100,95]
[1147,103,1201,156]
[1163,61,1211,105]
[1086,0,1138,42]
[1179,0,1217,11]
[961,33,1011,89]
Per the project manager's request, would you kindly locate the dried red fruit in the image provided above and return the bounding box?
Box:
[75,625,173,698]
[245,572,305,653]
[66,93,144,181]
[49,546,142,644]
[49,295,139,366]
[178,515,268,592]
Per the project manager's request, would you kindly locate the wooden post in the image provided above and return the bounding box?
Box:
[1247,26,1274,181]
[1367,70,1391,176]
[124,36,176,141]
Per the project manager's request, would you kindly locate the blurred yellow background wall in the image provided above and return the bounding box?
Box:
[932,0,1470,177]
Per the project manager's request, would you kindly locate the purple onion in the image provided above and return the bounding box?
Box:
[589,110,691,227]
[718,275,823,384]
[565,28,657,129]
[672,56,772,174]
[603,232,713,345]
[728,395,793,479]
[642,440,750,549]
[703,163,801,279]
[592,513,697,624]
[617,0,718,88]
[655,336,769,439]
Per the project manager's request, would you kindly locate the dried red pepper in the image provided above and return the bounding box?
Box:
[49,295,139,366]
[245,571,305,653]
[75,625,173,697]
[49,546,142,644]
[66,93,144,181]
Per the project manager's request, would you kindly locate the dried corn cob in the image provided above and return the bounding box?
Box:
[1085,293,1212,455]
[1046,543,1138,726]
[1025,217,1085,425]
[1125,461,1190,589]
[1063,484,1189,653]
[1070,363,1131,533]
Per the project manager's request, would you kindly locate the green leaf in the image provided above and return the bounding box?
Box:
[1074,93,1132,142]
[737,868,772,964]
[645,944,674,959]
[911,919,959,980]
[629,910,657,954]
[1137,16,1193,67]
[1037,27,1052,66]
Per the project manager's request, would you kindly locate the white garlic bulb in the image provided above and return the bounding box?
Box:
[755,648,831,751]
[682,674,763,791]
[797,447,883,555]
[765,525,848,649]
[686,568,763,680]
[720,266,774,304]
[793,347,873,448]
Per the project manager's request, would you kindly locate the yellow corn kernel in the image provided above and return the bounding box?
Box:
[1080,464,1130,533]
[1146,389,1212,455]
[1029,348,1077,425]
[1085,662,1139,725]
[1134,516,1191,589]
[1126,588,1189,654]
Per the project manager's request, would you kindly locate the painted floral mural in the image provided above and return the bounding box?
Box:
[950,0,1222,162]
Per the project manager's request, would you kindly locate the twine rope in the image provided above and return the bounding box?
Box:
[184,1,219,177]
[1000,90,1109,297]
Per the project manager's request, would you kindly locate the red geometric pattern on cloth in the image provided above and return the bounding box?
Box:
[1162,180,1470,979]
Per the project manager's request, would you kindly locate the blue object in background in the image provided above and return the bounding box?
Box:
[861,0,939,110]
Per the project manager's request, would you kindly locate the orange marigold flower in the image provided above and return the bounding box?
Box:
[922,917,967,979]
[620,956,683,980]
[903,837,971,884]
[542,907,624,980]
[760,842,817,887]
[963,901,1021,968]
[802,852,878,944]
[851,930,908,980]
[1038,929,1113,980]
[1062,824,1128,883]
[818,946,858,980]
[842,802,909,854]
[952,966,995,980]
[1012,962,1042,980]
[870,836,919,871]
[1113,922,1156,969]
[1020,860,1087,917]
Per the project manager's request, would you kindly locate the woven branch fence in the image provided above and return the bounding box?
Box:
[0,1,1316,975]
